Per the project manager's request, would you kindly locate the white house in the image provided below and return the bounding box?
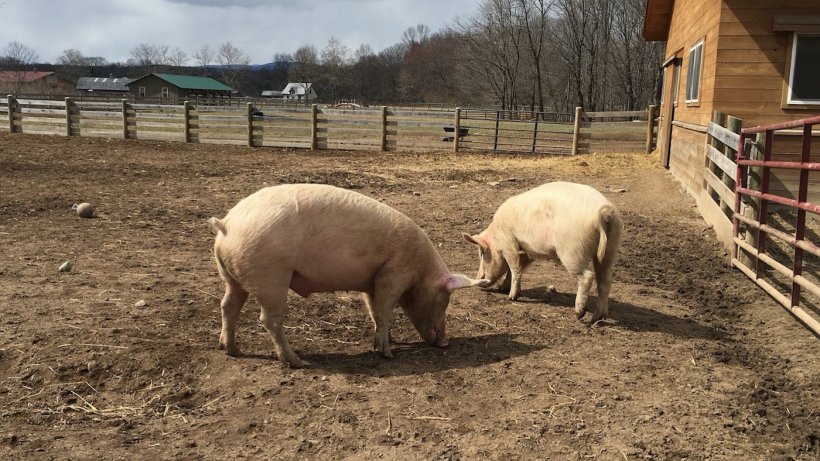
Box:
[281,82,317,101]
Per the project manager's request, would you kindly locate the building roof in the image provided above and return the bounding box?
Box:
[261,90,282,97]
[643,0,674,41]
[127,73,234,91]
[0,70,55,83]
[76,76,132,92]
[282,82,313,95]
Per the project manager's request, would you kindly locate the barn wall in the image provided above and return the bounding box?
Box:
[129,75,181,100]
[662,0,722,127]
[715,2,820,127]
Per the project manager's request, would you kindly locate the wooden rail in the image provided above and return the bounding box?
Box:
[0,95,656,155]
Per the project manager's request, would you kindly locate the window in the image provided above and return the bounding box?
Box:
[138,86,146,98]
[161,87,169,98]
[685,40,703,104]
[787,34,820,104]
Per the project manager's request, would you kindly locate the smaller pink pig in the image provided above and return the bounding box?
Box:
[208,184,486,367]
[463,182,622,323]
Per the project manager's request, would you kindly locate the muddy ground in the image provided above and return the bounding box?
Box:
[0,132,817,460]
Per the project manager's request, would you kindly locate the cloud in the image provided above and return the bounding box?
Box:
[165,0,276,7]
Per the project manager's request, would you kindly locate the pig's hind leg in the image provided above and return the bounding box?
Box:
[256,277,304,368]
[219,278,248,356]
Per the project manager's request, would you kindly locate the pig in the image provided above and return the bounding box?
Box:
[208,183,487,367]
[462,182,622,323]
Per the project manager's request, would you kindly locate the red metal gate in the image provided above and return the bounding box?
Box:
[732,115,820,336]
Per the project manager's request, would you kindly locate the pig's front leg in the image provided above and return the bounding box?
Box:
[364,285,402,359]
[499,267,512,294]
[503,250,529,301]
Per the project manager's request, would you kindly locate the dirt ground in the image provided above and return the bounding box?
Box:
[0,132,817,461]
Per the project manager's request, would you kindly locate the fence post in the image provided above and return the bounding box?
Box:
[64,97,73,136]
[741,131,765,267]
[183,101,191,143]
[6,95,14,133]
[310,104,318,150]
[645,105,656,153]
[708,111,728,213]
[531,116,539,153]
[571,106,582,155]
[247,103,254,147]
[380,105,388,152]
[453,107,461,153]
[121,99,129,139]
[493,110,500,152]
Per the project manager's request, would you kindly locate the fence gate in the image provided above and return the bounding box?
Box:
[732,115,820,336]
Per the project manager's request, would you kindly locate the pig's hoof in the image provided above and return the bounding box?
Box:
[508,293,519,301]
[588,314,606,326]
[575,308,586,320]
[220,342,241,356]
[280,356,305,368]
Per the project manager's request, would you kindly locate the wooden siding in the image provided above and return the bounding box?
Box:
[661,0,722,127]
[714,1,820,126]
[129,75,182,100]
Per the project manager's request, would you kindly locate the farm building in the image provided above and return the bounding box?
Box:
[643,0,820,245]
[126,73,234,101]
[75,76,132,95]
[281,82,318,102]
[0,70,74,95]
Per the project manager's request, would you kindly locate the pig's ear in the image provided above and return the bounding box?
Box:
[462,233,485,248]
[445,273,491,293]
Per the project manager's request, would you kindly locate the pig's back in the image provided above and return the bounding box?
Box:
[495,182,612,253]
[215,184,434,292]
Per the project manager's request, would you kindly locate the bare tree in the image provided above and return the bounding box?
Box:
[129,43,169,72]
[168,47,189,67]
[402,24,431,47]
[194,45,214,67]
[1,41,39,68]
[457,0,526,110]
[291,44,319,85]
[352,43,375,100]
[321,37,350,101]
[216,41,250,90]
[0,41,40,93]
[517,0,552,114]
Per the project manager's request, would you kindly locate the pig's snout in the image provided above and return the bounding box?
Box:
[426,325,448,348]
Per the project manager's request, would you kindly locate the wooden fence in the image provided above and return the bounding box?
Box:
[0,96,657,155]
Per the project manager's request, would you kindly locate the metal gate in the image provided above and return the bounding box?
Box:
[732,115,820,336]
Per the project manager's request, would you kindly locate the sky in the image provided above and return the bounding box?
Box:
[0,0,479,64]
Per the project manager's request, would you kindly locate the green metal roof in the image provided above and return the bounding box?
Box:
[129,73,234,91]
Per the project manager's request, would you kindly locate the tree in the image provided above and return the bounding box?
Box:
[402,24,431,47]
[216,41,250,90]
[194,45,214,67]
[456,0,526,110]
[168,47,188,67]
[1,41,39,69]
[290,44,319,85]
[128,43,169,72]
[320,37,350,101]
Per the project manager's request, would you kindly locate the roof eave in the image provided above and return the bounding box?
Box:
[643,0,674,41]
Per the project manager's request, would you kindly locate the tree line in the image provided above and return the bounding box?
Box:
[1,0,663,112]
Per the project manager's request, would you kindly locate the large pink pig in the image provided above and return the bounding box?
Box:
[463,182,622,323]
[208,184,486,367]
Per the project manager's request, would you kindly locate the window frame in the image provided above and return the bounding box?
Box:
[685,39,704,105]
[138,86,146,98]
[161,87,169,99]
[785,33,820,106]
